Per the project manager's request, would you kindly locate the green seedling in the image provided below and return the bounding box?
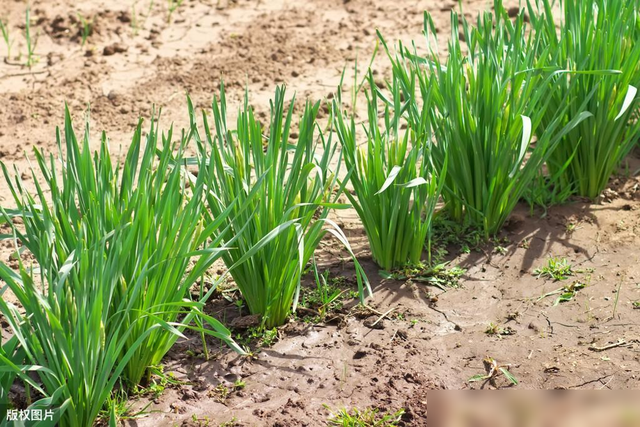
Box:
[325,405,405,427]
[167,0,184,23]
[469,356,518,387]
[77,13,93,46]
[380,262,465,290]
[24,8,38,67]
[302,262,348,321]
[431,216,485,255]
[534,257,575,281]
[0,18,13,59]
[537,280,588,305]
[219,417,238,427]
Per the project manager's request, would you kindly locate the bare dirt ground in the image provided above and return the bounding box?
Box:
[2,0,640,426]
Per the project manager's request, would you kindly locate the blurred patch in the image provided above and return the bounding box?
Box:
[427,391,640,427]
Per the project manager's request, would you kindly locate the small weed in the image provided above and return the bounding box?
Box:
[131,0,155,34]
[533,257,575,281]
[98,387,150,424]
[234,299,245,315]
[612,275,624,319]
[24,8,38,68]
[98,388,129,424]
[485,323,515,337]
[191,414,211,427]
[261,328,278,347]
[380,261,465,290]
[0,18,13,59]
[432,216,484,255]
[494,245,507,255]
[132,365,181,399]
[208,381,245,404]
[298,266,358,323]
[325,405,405,427]
[210,384,230,402]
[77,13,93,46]
[302,263,348,319]
[537,279,588,306]
[492,236,510,255]
[469,356,518,387]
[565,221,581,236]
[219,418,238,427]
[235,326,279,348]
[167,0,184,23]
[632,301,640,310]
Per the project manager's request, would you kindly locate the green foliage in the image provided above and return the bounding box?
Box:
[431,215,485,254]
[380,261,465,290]
[77,13,93,46]
[303,263,348,319]
[0,334,30,409]
[537,280,588,306]
[333,71,443,270]
[167,0,184,23]
[325,406,405,427]
[0,18,13,59]
[533,257,575,281]
[191,85,370,329]
[469,357,518,386]
[528,0,640,200]
[384,1,592,237]
[235,326,278,348]
[24,8,38,68]
[0,108,240,425]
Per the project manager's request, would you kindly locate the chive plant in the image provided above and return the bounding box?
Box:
[0,333,33,411]
[387,2,592,237]
[332,72,443,270]
[0,109,241,425]
[191,85,370,329]
[528,0,640,200]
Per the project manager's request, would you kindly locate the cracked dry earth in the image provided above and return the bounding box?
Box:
[1,0,640,426]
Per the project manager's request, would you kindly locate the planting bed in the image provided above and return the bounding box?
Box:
[1,0,640,426]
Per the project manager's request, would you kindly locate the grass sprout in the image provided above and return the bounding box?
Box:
[304,262,349,321]
[24,8,38,68]
[0,18,13,59]
[77,13,93,47]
